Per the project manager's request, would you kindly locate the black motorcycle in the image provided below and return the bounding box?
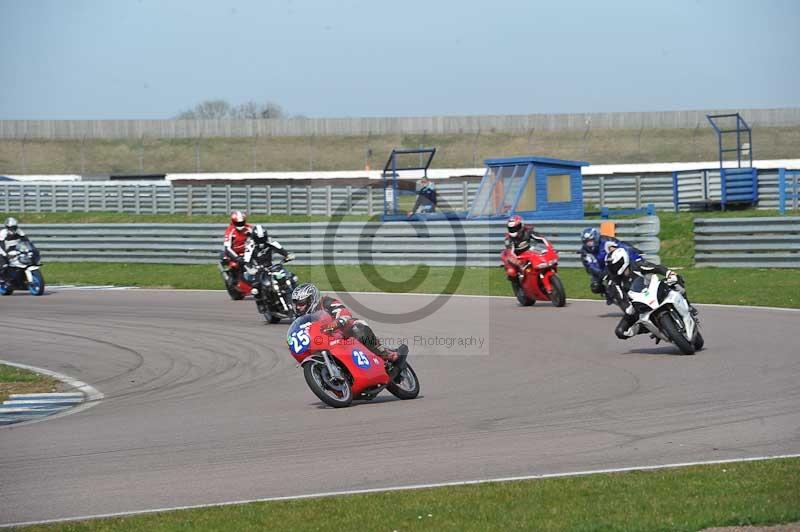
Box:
[250,259,298,323]
[0,241,45,296]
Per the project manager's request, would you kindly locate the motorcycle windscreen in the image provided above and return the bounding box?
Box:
[287,310,328,359]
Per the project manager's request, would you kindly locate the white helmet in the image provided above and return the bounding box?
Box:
[606,247,630,277]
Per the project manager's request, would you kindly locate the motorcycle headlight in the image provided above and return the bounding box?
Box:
[633,302,652,314]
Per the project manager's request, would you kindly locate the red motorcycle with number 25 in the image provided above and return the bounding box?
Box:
[501,238,566,307]
[286,310,420,408]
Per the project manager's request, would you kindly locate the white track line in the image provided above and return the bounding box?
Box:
[125,288,800,313]
[0,360,103,426]
[3,453,799,529]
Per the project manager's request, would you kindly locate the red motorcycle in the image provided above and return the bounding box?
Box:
[500,239,567,307]
[219,257,252,300]
[287,310,420,408]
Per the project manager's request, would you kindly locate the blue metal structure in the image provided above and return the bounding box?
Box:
[707,113,753,170]
[672,167,759,211]
[468,156,588,220]
[721,167,758,208]
[779,168,800,215]
[381,147,437,221]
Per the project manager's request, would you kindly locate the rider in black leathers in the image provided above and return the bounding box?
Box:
[605,247,689,340]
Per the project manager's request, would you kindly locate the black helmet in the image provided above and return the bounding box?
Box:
[251,224,269,245]
[291,283,320,316]
[4,217,18,234]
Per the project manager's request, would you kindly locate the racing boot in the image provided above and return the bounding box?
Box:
[374,344,400,363]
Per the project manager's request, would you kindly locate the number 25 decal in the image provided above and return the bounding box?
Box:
[352,349,370,368]
[289,329,311,354]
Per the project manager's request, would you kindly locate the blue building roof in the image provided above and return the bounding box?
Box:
[484,156,590,168]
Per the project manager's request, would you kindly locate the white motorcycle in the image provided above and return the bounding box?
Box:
[627,274,704,355]
[0,241,45,296]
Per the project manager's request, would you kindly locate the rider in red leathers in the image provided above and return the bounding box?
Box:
[221,210,253,285]
[503,215,549,277]
[291,283,401,363]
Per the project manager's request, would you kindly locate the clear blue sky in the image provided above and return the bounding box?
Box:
[1,0,799,119]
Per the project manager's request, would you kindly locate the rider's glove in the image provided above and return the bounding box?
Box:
[285,253,295,262]
[665,270,679,286]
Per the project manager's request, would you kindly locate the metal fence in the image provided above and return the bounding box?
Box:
[0,182,478,216]
[24,217,661,267]
[2,108,799,139]
[779,169,800,215]
[1,171,789,215]
[694,217,800,268]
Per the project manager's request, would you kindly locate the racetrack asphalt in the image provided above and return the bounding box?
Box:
[1,289,799,525]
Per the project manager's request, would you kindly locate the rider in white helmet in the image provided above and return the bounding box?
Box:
[0,217,32,281]
[605,247,692,340]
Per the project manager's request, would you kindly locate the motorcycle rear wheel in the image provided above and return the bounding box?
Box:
[661,312,695,355]
[548,274,566,307]
[387,363,420,400]
[304,360,353,408]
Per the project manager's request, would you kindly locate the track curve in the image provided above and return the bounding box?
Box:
[1,289,799,525]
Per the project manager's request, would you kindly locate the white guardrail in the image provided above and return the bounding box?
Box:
[23,217,661,267]
[694,217,800,268]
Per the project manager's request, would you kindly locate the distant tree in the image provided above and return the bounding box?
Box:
[175,99,233,119]
[177,99,287,119]
[259,101,285,119]
[233,101,261,119]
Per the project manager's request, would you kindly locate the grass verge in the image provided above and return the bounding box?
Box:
[0,363,59,403]
[15,457,800,531]
[2,126,799,174]
[43,263,800,309]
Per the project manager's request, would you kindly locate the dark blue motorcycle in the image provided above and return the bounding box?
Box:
[0,241,45,296]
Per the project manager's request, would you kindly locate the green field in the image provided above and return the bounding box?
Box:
[2,126,799,174]
[0,363,58,403]
[16,458,800,531]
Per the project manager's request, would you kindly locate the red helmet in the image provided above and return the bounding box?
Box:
[231,210,247,231]
[507,215,524,237]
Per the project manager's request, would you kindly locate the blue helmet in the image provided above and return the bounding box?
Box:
[581,227,600,250]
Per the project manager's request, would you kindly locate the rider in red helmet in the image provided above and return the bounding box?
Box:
[221,210,253,282]
[503,215,549,272]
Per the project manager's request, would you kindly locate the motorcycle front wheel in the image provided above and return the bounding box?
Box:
[660,312,695,355]
[548,274,566,307]
[387,363,420,400]
[28,270,45,296]
[304,360,353,408]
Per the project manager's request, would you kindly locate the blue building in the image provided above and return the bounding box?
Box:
[467,156,589,220]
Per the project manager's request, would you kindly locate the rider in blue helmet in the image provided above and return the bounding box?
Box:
[580,226,644,305]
